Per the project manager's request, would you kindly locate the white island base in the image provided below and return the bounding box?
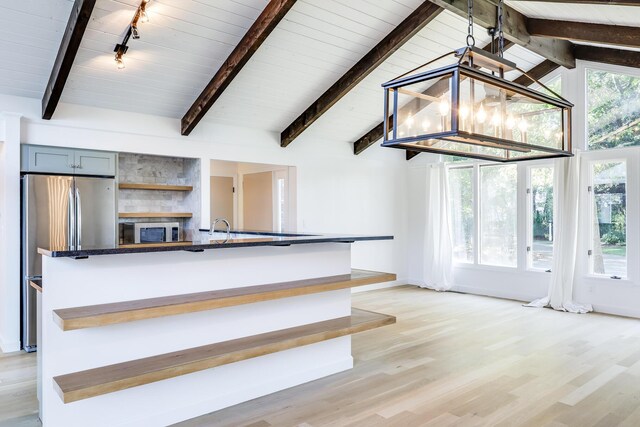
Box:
[39,242,394,426]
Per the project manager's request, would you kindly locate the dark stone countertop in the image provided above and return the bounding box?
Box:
[38,230,393,258]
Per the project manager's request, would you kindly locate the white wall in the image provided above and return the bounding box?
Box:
[0,94,408,352]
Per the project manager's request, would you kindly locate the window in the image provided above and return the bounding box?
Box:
[587,69,640,150]
[528,166,554,270]
[448,167,474,262]
[480,165,517,267]
[589,161,627,278]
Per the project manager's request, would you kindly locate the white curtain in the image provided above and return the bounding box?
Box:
[421,163,454,291]
[526,154,593,313]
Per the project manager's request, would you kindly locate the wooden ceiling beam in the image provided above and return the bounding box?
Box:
[512,59,560,86]
[279,2,443,147]
[354,40,513,156]
[528,19,640,49]
[574,45,640,68]
[181,0,298,136]
[429,0,575,69]
[42,0,96,120]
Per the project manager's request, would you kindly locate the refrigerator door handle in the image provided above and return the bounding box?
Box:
[76,187,82,249]
[68,187,76,250]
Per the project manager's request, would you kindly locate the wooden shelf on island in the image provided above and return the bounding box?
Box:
[53,269,396,331]
[118,183,193,191]
[118,212,193,218]
[53,308,395,403]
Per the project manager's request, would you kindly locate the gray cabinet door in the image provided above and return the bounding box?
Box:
[74,150,117,176]
[21,145,75,174]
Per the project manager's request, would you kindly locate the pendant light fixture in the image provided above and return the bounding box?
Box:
[381,0,573,162]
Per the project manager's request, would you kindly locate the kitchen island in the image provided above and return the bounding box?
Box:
[37,231,395,426]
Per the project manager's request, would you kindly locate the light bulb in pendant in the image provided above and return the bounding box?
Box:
[459,104,469,121]
[506,114,515,129]
[439,98,449,116]
[491,110,501,127]
[477,105,487,124]
[140,10,149,23]
[518,119,528,133]
[406,114,414,128]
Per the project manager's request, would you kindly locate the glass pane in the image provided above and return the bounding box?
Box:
[530,167,554,270]
[591,161,627,277]
[394,74,454,139]
[448,167,473,263]
[588,69,640,150]
[480,165,517,267]
[458,75,565,152]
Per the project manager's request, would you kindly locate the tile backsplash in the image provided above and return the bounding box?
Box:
[118,153,201,241]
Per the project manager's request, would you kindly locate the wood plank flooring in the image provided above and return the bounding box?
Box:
[4,286,640,426]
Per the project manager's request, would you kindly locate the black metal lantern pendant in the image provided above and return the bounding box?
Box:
[381,0,573,162]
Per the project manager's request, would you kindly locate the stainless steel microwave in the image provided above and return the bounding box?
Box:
[120,222,181,244]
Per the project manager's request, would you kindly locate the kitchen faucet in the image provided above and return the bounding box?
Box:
[210,218,231,241]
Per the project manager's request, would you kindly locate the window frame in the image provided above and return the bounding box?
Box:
[584,63,640,152]
[447,164,475,264]
[579,147,639,284]
[526,163,555,272]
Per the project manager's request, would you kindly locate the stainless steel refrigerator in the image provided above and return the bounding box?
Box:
[21,175,116,351]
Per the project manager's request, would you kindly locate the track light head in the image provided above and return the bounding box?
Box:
[131,24,140,39]
[114,43,128,70]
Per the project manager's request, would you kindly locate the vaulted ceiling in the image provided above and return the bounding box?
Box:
[1,0,639,152]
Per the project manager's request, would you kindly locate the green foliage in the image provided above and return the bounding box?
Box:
[588,69,640,150]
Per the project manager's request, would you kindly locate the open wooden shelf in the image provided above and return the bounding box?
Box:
[118,212,193,218]
[53,269,396,331]
[53,308,395,403]
[118,183,193,191]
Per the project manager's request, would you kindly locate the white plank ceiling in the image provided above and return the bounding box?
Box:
[0,0,74,98]
[0,0,631,143]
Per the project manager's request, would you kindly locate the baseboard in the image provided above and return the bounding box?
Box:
[408,283,640,320]
[0,334,21,353]
[589,303,640,319]
[352,279,406,293]
[450,284,536,303]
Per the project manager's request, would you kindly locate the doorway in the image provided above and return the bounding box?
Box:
[209,160,296,232]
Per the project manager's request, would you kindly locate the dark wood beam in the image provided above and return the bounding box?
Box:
[280,2,443,147]
[42,0,96,120]
[513,59,559,86]
[405,58,560,161]
[574,45,640,68]
[354,40,513,156]
[429,0,575,68]
[528,19,640,49]
[509,0,640,5]
[181,0,297,136]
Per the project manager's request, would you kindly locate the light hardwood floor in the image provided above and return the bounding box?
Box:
[4,286,640,426]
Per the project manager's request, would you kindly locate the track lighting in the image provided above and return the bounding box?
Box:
[112,0,150,70]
